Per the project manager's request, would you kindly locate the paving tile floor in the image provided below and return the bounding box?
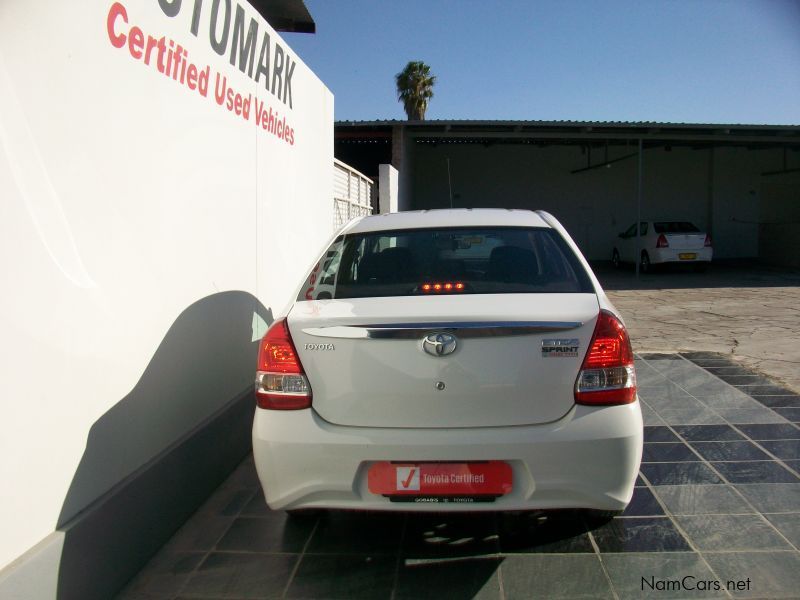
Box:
[118,354,800,599]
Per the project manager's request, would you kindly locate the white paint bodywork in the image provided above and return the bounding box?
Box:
[253,209,643,512]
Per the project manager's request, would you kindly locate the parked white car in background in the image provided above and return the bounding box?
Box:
[253,209,642,515]
[612,221,713,272]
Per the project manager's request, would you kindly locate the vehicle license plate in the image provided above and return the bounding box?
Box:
[679,253,697,260]
[367,461,512,497]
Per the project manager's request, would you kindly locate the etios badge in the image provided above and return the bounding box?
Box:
[422,333,458,357]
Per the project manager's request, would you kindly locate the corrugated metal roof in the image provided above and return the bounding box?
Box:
[336,119,800,129]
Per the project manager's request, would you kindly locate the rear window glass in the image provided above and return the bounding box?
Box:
[297,227,593,300]
[654,222,700,233]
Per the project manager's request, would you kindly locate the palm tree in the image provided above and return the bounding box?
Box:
[395,61,436,120]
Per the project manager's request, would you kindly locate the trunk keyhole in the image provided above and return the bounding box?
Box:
[435,381,446,391]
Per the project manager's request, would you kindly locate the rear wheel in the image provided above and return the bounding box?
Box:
[612,248,621,269]
[640,251,651,273]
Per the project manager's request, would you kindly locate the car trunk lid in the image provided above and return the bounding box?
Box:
[665,233,707,250]
[288,293,599,428]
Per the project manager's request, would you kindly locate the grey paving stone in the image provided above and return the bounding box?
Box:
[696,394,763,410]
[501,555,613,599]
[621,487,665,516]
[653,485,754,515]
[117,552,203,598]
[656,407,726,426]
[216,515,317,554]
[195,485,258,517]
[752,395,800,409]
[640,463,723,486]
[702,552,800,598]
[162,513,235,553]
[736,423,800,440]
[286,555,396,600]
[692,386,763,404]
[402,513,500,558]
[498,512,594,553]
[689,441,771,461]
[759,439,800,460]
[395,557,501,600]
[641,406,666,426]
[673,424,745,442]
[715,408,789,425]
[589,517,691,552]
[181,553,297,599]
[644,426,680,443]
[601,552,727,599]
[675,514,792,551]
[642,443,700,463]
[762,513,800,549]
[644,395,706,411]
[734,484,800,513]
[684,380,748,397]
[774,407,800,422]
[712,461,799,484]
[306,511,403,555]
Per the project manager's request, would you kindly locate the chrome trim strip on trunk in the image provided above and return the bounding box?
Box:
[301,321,583,339]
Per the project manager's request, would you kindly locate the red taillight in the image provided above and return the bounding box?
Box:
[656,234,669,248]
[704,234,712,247]
[574,310,637,405]
[255,318,312,410]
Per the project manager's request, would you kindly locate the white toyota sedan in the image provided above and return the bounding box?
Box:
[253,209,642,515]
[612,220,713,272]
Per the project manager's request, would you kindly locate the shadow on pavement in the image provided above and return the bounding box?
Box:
[594,260,800,291]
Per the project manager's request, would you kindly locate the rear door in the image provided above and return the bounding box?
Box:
[290,225,599,428]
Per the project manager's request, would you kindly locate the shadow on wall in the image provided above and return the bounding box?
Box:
[55,291,272,600]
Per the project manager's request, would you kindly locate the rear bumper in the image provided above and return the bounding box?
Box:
[252,402,643,512]
[651,247,713,264]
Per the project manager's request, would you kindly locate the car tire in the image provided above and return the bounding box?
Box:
[640,251,651,274]
[612,249,621,269]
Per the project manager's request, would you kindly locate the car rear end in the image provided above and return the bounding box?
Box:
[253,209,642,512]
[651,221,713,265]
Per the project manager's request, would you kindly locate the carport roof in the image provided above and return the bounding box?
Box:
[336,120,800,146]
[251,0,315,33]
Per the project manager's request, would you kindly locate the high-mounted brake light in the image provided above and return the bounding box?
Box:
[704,234,712,247]
[656,234,669,248]
[574,310,637,405]
[255,318,312,410]
[421,281,465,293]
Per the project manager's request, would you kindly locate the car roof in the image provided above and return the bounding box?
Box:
[343,209,551,235]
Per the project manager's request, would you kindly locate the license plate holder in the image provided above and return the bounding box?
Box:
[367,461,513,497]
[679,253,697,260]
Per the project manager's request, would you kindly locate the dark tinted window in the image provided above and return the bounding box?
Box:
[622,222,648,237]
[654,221,700,233]
[297,227,593,300]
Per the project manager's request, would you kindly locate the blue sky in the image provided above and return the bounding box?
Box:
[286,0,800,124]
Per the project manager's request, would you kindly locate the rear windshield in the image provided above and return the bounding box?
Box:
[654,221,700,233]
[297,227,593,300]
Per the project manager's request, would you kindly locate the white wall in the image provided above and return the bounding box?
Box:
[410,141,785,260]
[0,0,332,570]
